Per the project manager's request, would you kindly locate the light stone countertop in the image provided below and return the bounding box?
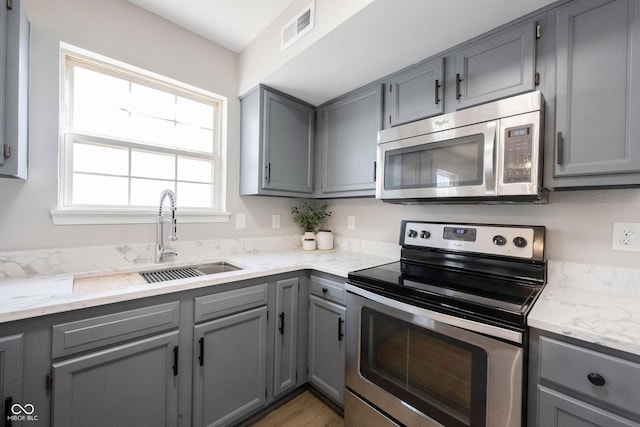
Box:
[0,249,396,324]
[529,261,640,356]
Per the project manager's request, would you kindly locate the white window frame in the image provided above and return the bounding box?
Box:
[51,43,230,225]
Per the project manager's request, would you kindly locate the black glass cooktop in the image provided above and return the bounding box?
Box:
[348,260,544,328]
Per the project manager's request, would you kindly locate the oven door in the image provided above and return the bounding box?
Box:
[345,284,523,427]
[376,121,497,201]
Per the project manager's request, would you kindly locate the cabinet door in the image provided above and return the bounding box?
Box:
[0,0,29,179]
[538,386,638,427]
[0,334,23,422]
[263,89,314,194]
[384,58,444,128]
[274,278,299,397]
[308,295,345,405]
[317,85,382,196]
[193,306,267,427]
[552,0,640,184]
[455,20,536,109]
[52,331,179,427]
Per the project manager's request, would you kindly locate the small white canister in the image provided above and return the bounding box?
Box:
[316,230,334,250]
[301,232,317,251]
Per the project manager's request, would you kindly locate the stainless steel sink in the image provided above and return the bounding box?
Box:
[141,262,241,283]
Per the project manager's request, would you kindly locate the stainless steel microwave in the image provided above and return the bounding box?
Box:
[376,91,546,203]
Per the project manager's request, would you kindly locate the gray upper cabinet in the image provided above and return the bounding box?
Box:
[547,0,640,188]
[0,0,29,179]
[315,84,383,197]
[240,85,315,197]
[454,20,537,110]
[383,57,444,128]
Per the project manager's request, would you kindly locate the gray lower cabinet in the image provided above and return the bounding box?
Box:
[383,57,444,128]
[315,84,382,197]
[547,0,640,188]
[50,301,182,427]
[240,84,315,197]
[538,386,638,427]
[529,330,640,426]
[308,275,346,405]
[52,331,180,427]
[273,277,299,398]
[0,334,24,422]
[454,20,537,110]
[192,284,269,427]
[0,0,29,179]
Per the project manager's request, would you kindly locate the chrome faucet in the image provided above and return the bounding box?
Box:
[155,189,178,263]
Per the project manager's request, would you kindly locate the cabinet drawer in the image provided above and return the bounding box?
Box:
[539,336,640,416]
[52,301,180,359]
[310,275,346,305]
[194,283,268,323]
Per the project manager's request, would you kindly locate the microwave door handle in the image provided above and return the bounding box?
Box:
[484,124,497,195]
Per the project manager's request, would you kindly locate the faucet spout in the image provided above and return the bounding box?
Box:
[156,189,178,263]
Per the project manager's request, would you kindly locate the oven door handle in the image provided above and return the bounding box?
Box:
[346,284,523,344]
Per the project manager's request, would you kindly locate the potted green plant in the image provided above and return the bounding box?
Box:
[290,202,332,250]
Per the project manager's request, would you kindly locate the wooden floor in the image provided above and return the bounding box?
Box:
[248,391,344,427]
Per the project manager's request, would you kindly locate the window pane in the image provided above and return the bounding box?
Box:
[177,157,212,182]
[73,174,128,205]
[74,67,129,109]
[178,182,212,208]
[129,114,176,146]
[131,83,176,120]
[176,97,213,128]
[73,143,128,175]
[73,104,129,137]
[175,124,213,153]
[131,179,175,206]
[132,150,175,180]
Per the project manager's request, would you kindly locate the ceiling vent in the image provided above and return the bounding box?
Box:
[281,1,315,51]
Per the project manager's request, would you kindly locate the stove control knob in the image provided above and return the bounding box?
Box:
[492,235,507,246]
[420,230,431,239]
[513,236,528,248]
[407,229,418,238]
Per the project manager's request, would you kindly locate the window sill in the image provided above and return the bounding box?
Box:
[50,208,231,225]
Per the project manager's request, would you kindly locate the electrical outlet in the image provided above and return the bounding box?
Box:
[612,222,640,252]
[235,213,246,229]
[272,214,280,229]
[347,216,356,230]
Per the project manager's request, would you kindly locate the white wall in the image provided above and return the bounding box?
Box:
[0,0,299,252]
[1,0,639,271]
[320,188,640,269]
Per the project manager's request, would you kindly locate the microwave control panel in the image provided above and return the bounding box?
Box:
[503,124,533,183]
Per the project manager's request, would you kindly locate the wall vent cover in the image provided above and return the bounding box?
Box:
[281,0,315,51]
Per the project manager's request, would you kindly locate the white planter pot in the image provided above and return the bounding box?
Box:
[301,232,316,251]
[316,230,334,250]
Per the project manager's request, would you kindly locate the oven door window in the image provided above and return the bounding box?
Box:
[360,307,487,427]
[384,133,484,190]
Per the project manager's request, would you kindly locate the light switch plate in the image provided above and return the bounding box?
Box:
[272,214,280,229]
[347,216,356,230]
[236,213,246,229]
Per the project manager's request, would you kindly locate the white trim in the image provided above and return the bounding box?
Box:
[50,208,231,225]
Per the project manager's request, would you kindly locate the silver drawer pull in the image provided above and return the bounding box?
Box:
[587,372,606,387]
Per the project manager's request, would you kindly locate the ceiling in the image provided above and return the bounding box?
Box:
[128,0,558,105]
[127,0,297,53]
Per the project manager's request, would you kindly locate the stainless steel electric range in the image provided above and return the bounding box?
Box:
[345,220,546,427]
